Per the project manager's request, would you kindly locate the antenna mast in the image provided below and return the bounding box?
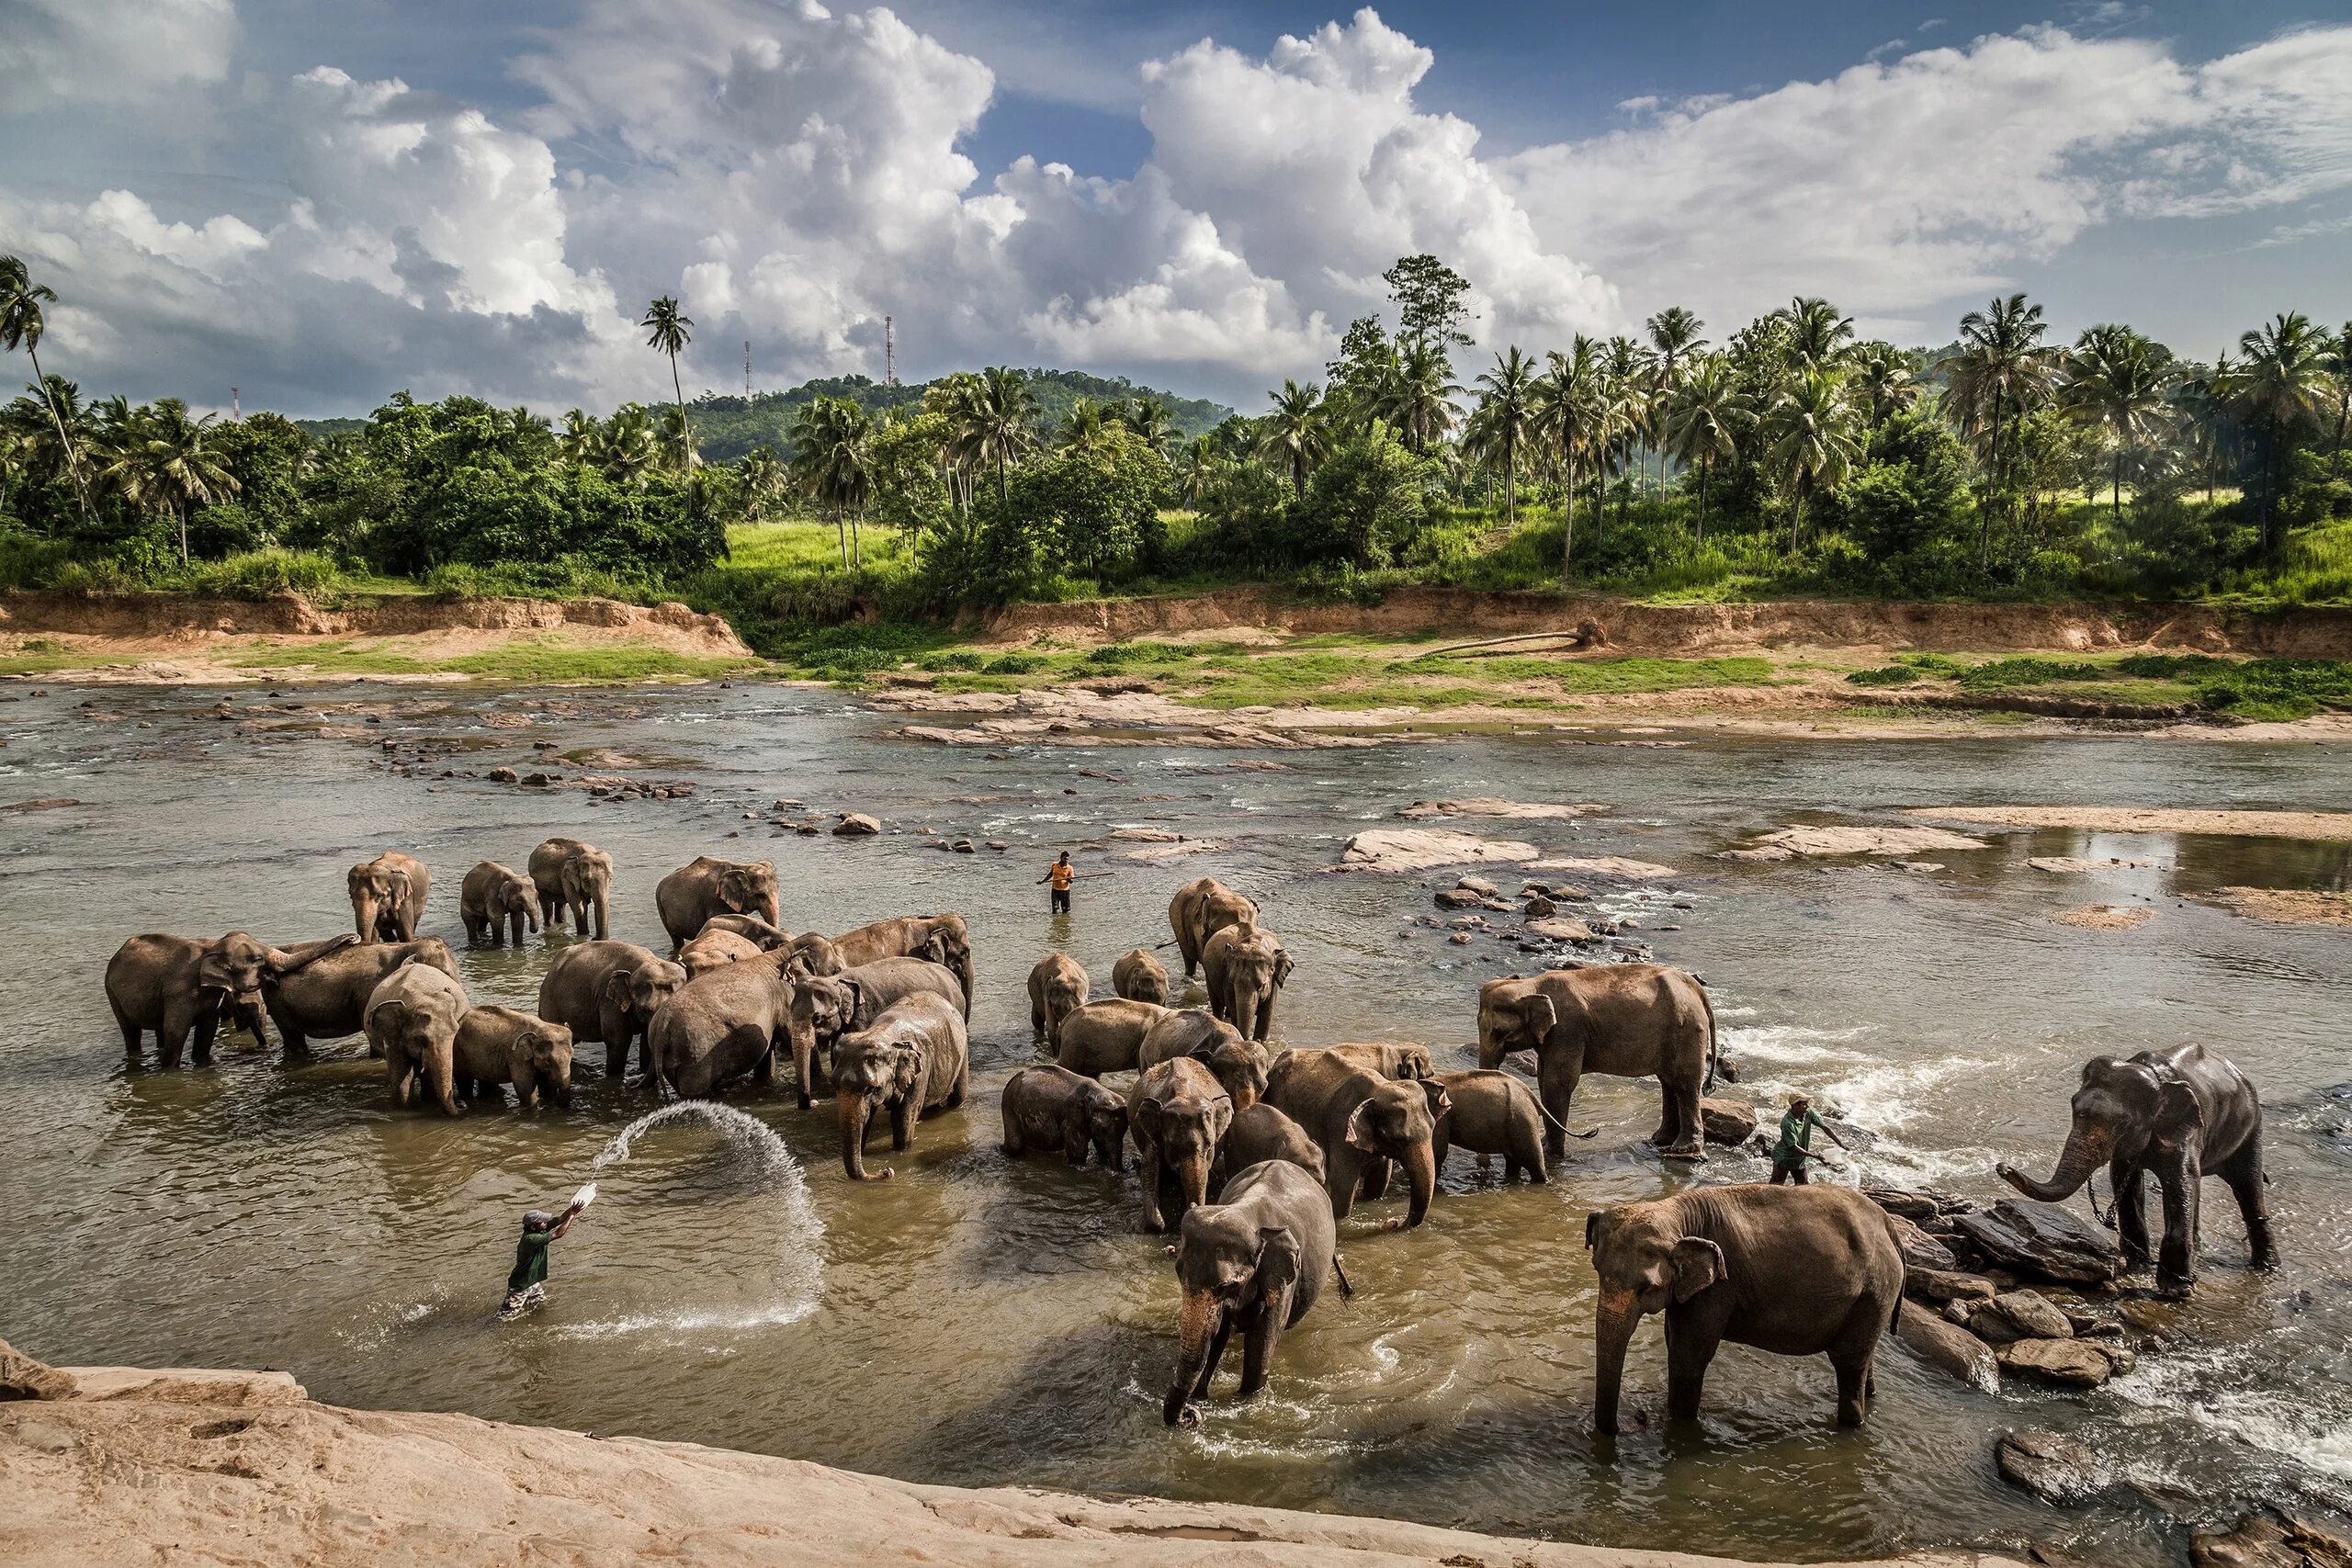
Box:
[231,387,241,420]
[744,340,752,399]
[885,315,896,387]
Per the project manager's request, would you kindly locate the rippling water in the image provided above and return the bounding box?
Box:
[3,682,2348,1564]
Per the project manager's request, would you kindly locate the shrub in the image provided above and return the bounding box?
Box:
[1846,665,1921,686]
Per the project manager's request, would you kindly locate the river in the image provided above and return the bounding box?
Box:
[2,681,2347,1564]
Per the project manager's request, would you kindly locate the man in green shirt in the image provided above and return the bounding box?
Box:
[1770,1093,1849,1185]
[501,1197,586,1319]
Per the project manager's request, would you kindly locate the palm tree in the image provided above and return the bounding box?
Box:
[96,399,240,563]
[1598,336,1651,528]
[556,409,599,464]
[1532,337,1600,578]
[597,405,660,485]
[1057,397,1109,454]
[2235,311,2331,547]
[790,396,876,565]
[1851,345,1918,427]
[737,446,786,523]
[965,367,1038,504]
[1780,296,1856,371]
[1465,348,1538,526]
[639,296,695,470]
[1663,355,1752,544]
[2060,325,2177,520]
[2174,356,2239,505]
[1765,368,1861,552]
[2324,321,2352,478]
[1120,397,1179,454]
[1943,292,2056,565]
[0,255,95,523]
[1374,338,1461,453]
[1257,380,1327,502]
[1176,434,1218,507]
[1644,306,1706,490]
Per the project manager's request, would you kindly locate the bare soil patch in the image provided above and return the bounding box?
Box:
[2198,888,2352,927]
[1908,807,2352,842]
[2056,906,2154,931]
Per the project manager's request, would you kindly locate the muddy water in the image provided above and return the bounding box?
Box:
[3,683,2348,1565]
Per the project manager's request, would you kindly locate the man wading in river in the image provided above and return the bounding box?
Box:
[1770,1093,1850,1185]
[1039,852,1076,916]
[501,1195,588,1319]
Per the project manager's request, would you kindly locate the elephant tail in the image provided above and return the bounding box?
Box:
[1698,981,1720,1094]
[1528,1097,1600,1140]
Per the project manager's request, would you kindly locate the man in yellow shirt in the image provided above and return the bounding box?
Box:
[1039,852,1076,915]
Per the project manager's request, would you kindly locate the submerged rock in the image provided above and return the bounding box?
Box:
[1956,1200,2124,1286]
[1897,1309,2000,1393]
[1997,1428,2101,1503]
[2190,1510,2352,1568]
[1698,1099,1758,1145]
[1997,1337,2112,1388]
[1401,797,1603,821]
[1340,828,1541,873]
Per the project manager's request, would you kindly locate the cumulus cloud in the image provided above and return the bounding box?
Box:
[0,0,236,113]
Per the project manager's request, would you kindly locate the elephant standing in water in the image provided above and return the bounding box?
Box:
[1585,1185,1904,1434]
[654,856,780,953]
[789,958,967,1111]
[833,993,969,1182]
[1202,919,1292,1043]
[265,936,458,1057]
[453,1007,574,1110]
[459,862,541,946]
[1114,948,1170,1005]
[1001,1064,1129,1169]
[535,941,687,1079]
[1998,1043,2272,1293]
[107,932,353,1066]
[349,852,430,942]
[367,963,471,1115]
[1137,1010,1269,1111]
[645,950,797,1099]
[1163,1159,1336,1427]
[1477,965,1718,1162]
[1027,953,1089,1046]
[1055,998,1171,1077]
[1168,877,1257,980]
[1266,1050,1451,1230]
[1129,1055,1234,1234]
[528,838,615,939]
[830,915,976,1016]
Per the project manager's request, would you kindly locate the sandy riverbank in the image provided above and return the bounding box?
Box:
[0,1344,2022,1568]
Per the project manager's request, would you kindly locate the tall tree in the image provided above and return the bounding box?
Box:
[0,255,95,524]
[1532,336,1600,580]
[1663,355,1752,545]
[2234,310,2331,547]
[1851,344,1918,427]
[2060,324,2177,520]
[1597,336,1652,528]
[1383,254,1476,352]
[1943,292,2055,566]
[1780,296,1856,371]
[1643,306,1706,491]
[639,296,695,470]
[790,396,876,566]
[1465,347,1537,526]
[1258,380,1329,502]
[963,367,1039,503]
[1374,338,1461,453]
[1765,367,1860,552]
[737,445,786,523]
[2317,320,2352,479]
[95,398,240,564]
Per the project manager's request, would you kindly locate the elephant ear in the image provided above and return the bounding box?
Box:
[194,943,235,992]
[1525,993,1560,1043]
[601,970,634,1011]
[916,931,952,964]
[1253,1225,1302,1303]
[1272,947,1295,987]
[1134,1095,1166,1144]
[891,1043,924,1094]
[1342,1100,1377,1153]
[1419,1077,1453,1122]
[2154,1075,2203,1149]
[1584,1212,1608,1251]
[1669,1235,1726,1303]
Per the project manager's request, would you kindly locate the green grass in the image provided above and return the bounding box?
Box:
[1942,651,2352,719]
[1847,664,1923,687]
[1396,652,1781,692]
[226,637,762,683]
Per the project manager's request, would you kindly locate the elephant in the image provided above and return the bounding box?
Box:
[681,926,767,978]
[833,992,969,1182]
[1163,1158,1337,1427]
[1997,1043,2272,1293]
[1430,1069,1562,1183]
[1027,953,1089,1047]
[535,941,688,1079]
[655,856,780,953]
[459,861,541,946]
[1477,964,1719,1163]
[1168,876,1258,980]
[1267,1050,1452,1230]
[684,914,834,979]
[107,931,352,1067]
[644,950,797,1099]
[1113,948,1170,1006]
[349,852,431,942]
[788,958,967,1112]
[1201,919,1293,1043]
[1293,1043,1435,1082]
[783,930,846,977]
[1054,998,1172,1078]
[367,961,471,1115]
[1129,1055,1234,1234]
[1221,1102,1327,1185]
[830,915,974,1016]
[453,1006,574,1110]
[1001,1064,1128,1169]
[1138,1010,1270,1110]
[527,838,614,939]
[1585,1184,1905,1435]
[262,937,456,1057]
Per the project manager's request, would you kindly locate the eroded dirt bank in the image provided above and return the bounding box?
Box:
[0,1348,2018,1568]
[978,588,2352,657]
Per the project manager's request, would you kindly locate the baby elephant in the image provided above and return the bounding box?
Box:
[460,862,542,946]
[1586,1184,1905,1434]
[367,962,471,1115]
[1113,947,1170,1006]
[832,992,970,1182]
[1130,1055,1234,1234]
[1222,1102,1326,1185]
[454,1006,574,1109]
[1139,1010,1269,1111]
[1432,1068,1572,1183]
[1027,953,1089,1047]
[1165,1158,1337,1427]
[1001,1064,1128,1169]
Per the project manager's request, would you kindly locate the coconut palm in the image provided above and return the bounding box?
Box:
[95,398,240,564]
[1257,380,1327,502]
[1464,347,1538,526]
[1057,397,1110,454]
[2234,312,2332,547]
[1119,397,1179,454]
[639,296,695,470]
[2060,325,2178,520]
[790,396,876,566]
[1372,338,1460,454]
[556,409,599,464]
[1532,337,1601,578]
[0,255,94,523]
[1598,337,1652,528]
[1176,434,1218,507]
[964,367,1038,504]
[597,405,660,485]
[738,445,786,523]
[1765,368,1861,552]
[1780,296,1856,371]
[1644,306,1706,490]
[2173,356,2240,506]
[1944,292,2056,564]
[1851,345,1919,427]
[2324,321,2352,478]
[1663,355,1753,544]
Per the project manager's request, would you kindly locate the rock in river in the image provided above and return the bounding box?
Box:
[1956,1199,2123,1286]
[1885,1213,1960,1272]
[1698,1098,1758,1145]
[1982,1291,2074,1341]
[1997,1337,2114,1388]
[1905,1268,1997,1303]
[833,813,881,837]
[1996,1428,2101,1503]
[1897,1309,2000,1393]
[1339,828,1540,874]
[2190,1508,2352,1568]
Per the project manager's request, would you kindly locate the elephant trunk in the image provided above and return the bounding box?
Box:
[1477,1036,1505,1071]
[1165,1289,1220,1426]
[353,895,378,942]
[839,1093,891,1181]
[1176,1150,1212,1212]
[1402,1140,1438,1228]
[2002,1122,2110,1203]
[1593,1288,1640,1435]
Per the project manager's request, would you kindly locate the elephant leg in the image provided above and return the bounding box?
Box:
[113,1003,141,1057]
[189,1010,220,1067]
[1238,1314,1273,1398]
[888,1095,914,1151]
[1360,1155,1393,1201]
[2156,1154,2201,1293]
[2112,1162,2152,1268]
[1430,1134,1452,1180]
[793,1032,816,1112]
[1325,1148,1359,1221]
[1831,1351,1873,1428]
[1138,1140,1167,1231]
[158,1005,198,1070]
[1662,1311,1719,1423]
[387,1052,411,1107]
[946,1057,969,1109]
[2218,1142,2276,1269]
[1535,1052,1584,1163]
[752,1046,776,1085]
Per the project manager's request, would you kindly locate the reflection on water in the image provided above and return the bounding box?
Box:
[2,682,2349,1565]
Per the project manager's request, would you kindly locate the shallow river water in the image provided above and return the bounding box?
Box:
[4,682,2349,1565]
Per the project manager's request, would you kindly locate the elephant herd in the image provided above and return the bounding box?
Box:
[104,855,2276,1440]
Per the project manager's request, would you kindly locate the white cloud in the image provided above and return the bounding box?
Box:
[0,0,236,113]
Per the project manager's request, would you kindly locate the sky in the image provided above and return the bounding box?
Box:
[3,0,2349,418]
